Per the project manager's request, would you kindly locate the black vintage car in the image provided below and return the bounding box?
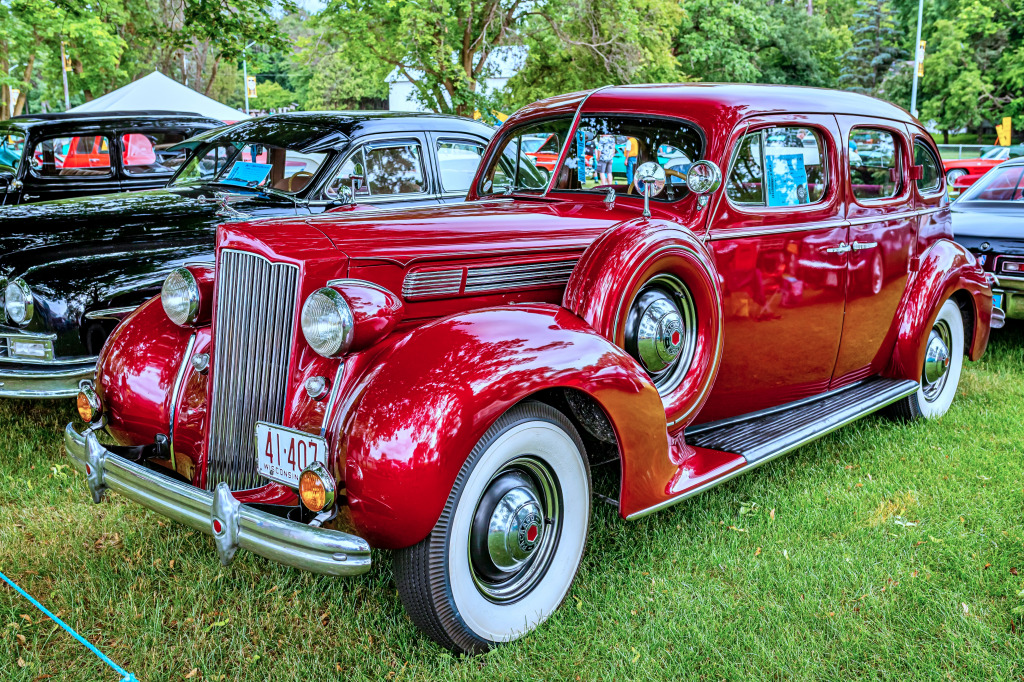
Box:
[952,156,1023,325]
[0,110,223,204]
[0,111,494,398]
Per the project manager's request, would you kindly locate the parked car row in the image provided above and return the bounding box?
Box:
[1,85,1003,653]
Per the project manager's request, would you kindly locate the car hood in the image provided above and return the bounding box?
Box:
[295,198,650,265]
[951,203,1024,240]
[0,185,300,278]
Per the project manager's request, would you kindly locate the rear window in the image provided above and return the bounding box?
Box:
[121,131,191,176]
[849,128,900,200]
[914,140,942,194]
[30,135,113,177]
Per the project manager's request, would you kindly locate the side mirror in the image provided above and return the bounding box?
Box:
[328,184,354,208]
[684,160,722,210]
[633,161,666,218]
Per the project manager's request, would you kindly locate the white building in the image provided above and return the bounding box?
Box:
[387,46,526,112]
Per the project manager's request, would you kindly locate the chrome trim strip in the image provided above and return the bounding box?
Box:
[64,424,371,576]
[707,206,945,241]
[169,334,197,473]
[464,259,577,293]
[0,328,58,341]
[320,361,345,438]
[627,379,919,519]
[84,306,138,321]
[402,269,463,299]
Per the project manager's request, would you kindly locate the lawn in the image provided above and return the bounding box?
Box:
[2,326,1023,681]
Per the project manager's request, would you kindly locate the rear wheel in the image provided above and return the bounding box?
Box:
[887,298,965,420]
[393,401,591,654]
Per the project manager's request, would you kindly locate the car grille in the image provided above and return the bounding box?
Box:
[206,249,300,490]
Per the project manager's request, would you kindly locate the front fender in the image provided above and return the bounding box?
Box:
[886,239,992,381]
[341,304,669,549]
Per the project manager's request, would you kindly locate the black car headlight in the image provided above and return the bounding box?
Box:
[4,278,33,326]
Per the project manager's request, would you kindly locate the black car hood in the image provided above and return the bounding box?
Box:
[0,185,298,277]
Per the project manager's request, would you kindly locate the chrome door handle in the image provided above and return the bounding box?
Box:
[825,242,851,254]
[851,241,878,251]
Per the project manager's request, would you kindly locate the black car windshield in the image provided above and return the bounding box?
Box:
[958,164,1024,202]
[478,115,703,201]
[0,131,26,169]
[172,141,329,194]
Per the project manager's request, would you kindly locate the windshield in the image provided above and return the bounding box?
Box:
[958,164,1024,202]
[981,148,1008,160]
[0,131,26,169]
[172,141,329,194]
[478,115,703,201]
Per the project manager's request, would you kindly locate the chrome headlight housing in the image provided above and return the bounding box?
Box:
[301,287,354,358]
[161,268,200,326]
[5,278,34,326]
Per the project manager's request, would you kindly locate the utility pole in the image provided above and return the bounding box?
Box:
[909,0,925,118]
[59,41,70,110]
[242,40,256,116]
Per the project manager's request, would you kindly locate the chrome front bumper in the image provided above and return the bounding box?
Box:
[64,424,371,576]
[0,360,95,398]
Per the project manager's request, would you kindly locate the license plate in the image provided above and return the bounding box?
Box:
[993,291,1004,311]
[255,422,327,487]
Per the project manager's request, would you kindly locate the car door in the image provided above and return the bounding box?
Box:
[312,134,440,211]
[697,114,850,423]
[23,131,122,201]
[830,117,915,387]
[429,133,489,204]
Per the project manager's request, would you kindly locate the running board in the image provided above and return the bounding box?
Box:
[685,377,920,463]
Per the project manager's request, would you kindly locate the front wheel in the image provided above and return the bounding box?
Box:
[887,298,965,420]
[393,401,591,654]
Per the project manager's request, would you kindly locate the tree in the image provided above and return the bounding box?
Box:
[503,0,681,109]
[838,0,902,95]
[318,0,535,116]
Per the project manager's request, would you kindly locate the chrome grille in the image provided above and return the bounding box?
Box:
[207,250,299,490]
[402,268,463,299]
[464,259,578,293]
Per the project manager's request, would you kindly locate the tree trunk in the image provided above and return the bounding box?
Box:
[0,38,9,121]
[943,129,949,144]
[13,54,35,116]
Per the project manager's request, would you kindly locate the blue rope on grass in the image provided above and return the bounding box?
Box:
[0,569,137,681]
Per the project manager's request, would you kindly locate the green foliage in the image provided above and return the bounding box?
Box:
[838,0,903,95]
[248,80,297,109]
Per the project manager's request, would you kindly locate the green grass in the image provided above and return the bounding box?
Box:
[2,327,1023,681]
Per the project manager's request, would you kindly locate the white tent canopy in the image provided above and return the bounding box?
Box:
[69,71,247,122]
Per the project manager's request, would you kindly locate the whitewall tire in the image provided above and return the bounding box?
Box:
[888,298,965,420]
[393,401,591,653]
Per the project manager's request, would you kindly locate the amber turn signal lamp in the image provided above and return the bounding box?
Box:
[77,382,102,423]
[298,462,336,513]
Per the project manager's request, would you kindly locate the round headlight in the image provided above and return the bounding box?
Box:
[161,268,200,326]
[5,278,34,326]
[301,288,354,358]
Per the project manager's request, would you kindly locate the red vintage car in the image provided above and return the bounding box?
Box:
[65,85,993,653]
[944,145,1024,196]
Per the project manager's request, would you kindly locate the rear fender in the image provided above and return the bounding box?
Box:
[886,239,992,381]
[341,305,669,549]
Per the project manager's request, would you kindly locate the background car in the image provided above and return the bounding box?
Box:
[0,110,222,204]
[943,145,1024,197]
[0,111,493,398]
[951,156,1024,322]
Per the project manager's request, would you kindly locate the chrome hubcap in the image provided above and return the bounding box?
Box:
[469,458,562,603]
[922,321,952,402]
[625,275,697,396]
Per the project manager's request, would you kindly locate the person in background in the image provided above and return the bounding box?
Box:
[596,132,616,186]
[624,136,639,185]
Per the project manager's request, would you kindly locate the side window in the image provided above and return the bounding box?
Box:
[121,131,190,176]
[364,142,425,195]
[849,128,900,200]
[324,148,366,199]
[913,140,942,194]
[727,126,828,207]
[437,140,485,193]
[30,135,113,177]
[0,131,26,169]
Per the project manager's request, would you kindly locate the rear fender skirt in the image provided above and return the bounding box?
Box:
[340,305,669,549]
[562,219,723,431]
[886,239,992,382]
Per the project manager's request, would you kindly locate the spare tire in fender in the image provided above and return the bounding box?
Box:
[563,219,723,430]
